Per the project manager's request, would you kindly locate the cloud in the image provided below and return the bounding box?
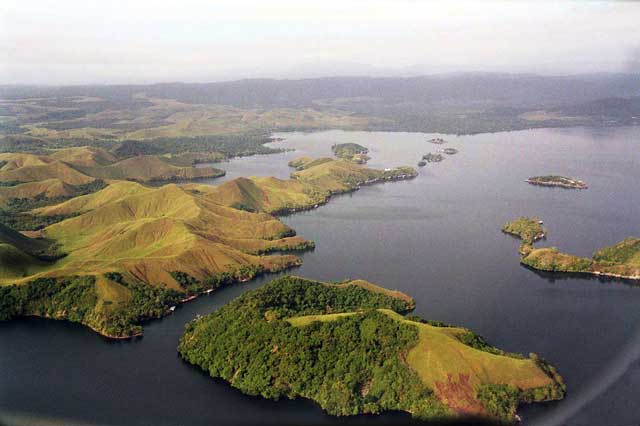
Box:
[1,0,639,84]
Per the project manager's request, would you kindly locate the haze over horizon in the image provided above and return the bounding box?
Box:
[1,0,640,85]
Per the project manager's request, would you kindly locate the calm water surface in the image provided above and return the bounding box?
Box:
[2,127,639,426]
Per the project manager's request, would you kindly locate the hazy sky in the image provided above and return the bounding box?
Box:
[1,0,639,85]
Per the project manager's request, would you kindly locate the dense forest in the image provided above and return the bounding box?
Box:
[179,276,565,423]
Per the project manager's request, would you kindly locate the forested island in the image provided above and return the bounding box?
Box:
[331,143,370,163]
[503,218,640,280]
[0,150,417,337]
[526,176,588,190]
[179,276,565,423]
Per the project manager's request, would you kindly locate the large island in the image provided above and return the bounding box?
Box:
[179,276,565,423]
[503,218,640,280]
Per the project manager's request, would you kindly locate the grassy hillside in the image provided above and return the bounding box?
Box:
[74,155,224,182]
[0,156,416,336]
[49,146,117,167]
[179,276,564,422]
[186,158,417,216]
[6,182,309,287]
[503,219,640,280]
[0,153,95,185]
[0,181,312,336]
[0,179,75,205]
[0,150,224,186]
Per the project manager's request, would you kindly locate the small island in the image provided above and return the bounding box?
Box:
[442,148,459,155]
[502,217,546,255]
[502,218,640,280]
[331,143,370,164]
[423,153,445,163]
[428,138,447,145]
[179,276,565,423]
[526,176,588,190]
[418,160,427,167]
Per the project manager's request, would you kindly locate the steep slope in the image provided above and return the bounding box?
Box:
[0,179,75,206]
[0,222,50,254]
[0,153,95,185]
[187,158,417,215]
[21,183,309,288]
[0,223,51,278]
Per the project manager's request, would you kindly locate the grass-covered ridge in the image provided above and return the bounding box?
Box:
[187,158,417,215]
[0,157,417,337]
[503,218,640,280]
[178,276,565,422]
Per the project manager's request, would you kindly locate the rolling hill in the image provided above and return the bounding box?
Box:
[0,156,416,337]
[73,155,224,182]
[186,158,417,215]
[179,276,565,422]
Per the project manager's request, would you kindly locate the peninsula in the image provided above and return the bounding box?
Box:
[179,276,565,423]
[526,176,588,190]
[502,218,640,280]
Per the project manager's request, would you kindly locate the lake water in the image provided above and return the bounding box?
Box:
[2,127,639,426]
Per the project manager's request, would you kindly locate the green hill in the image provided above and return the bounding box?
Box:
[179,276,565,422]
[0,157,417,337]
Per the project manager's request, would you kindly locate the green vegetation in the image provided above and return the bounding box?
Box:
[0,156,416,336]
[0,179,107,231]
[503,219,640,280]
[501,217,545,255]
[331,143,370,163]
[526,176,588,190]
[287,156,333,171]
[0,274,184,338]
[178,276,564,422]
[195,159,417,216]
